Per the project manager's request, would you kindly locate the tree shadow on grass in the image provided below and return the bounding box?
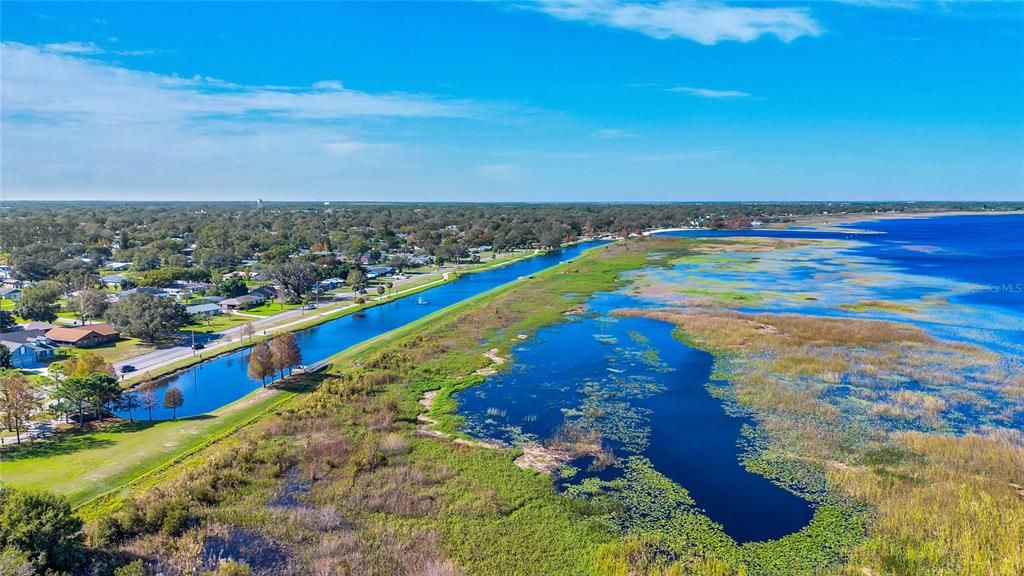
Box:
[0,429,118,462]
[0,416,210,463]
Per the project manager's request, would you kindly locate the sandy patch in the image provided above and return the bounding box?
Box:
[415,390,557,472]
[474,348,507,376]
[513,444,572,474]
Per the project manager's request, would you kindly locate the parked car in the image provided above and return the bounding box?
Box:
[303,303,316,310]
[120,365,136,373]
[192,343,205,350]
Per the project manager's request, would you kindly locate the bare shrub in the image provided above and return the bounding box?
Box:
[379,433,410,456]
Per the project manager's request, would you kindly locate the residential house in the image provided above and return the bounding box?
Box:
[186,303,223,319]
[21,322,58,332]
[366,266,395,279]
[0,266,13,280]
[45,324,121,348]
[0,287,22,301]
[191,295,226,305]
[2,279,23,289]
[318,278,344,291]
[219,294,265,311]
[248,285,279,300]
[101,274,132,289]
[121,286,172,298]
[175,281,212,296]
[1,331,57,368]
[107,262,132,271]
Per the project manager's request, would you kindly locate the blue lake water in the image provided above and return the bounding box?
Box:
[119,242,605,420]
[456,213,1023,544]
[660,214,1024,316]
[457,292,814,543]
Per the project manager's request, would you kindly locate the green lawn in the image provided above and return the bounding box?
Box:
[185,313,252,333]
[83,337,156,364]
[0,385,297,506]
[241,301,301,316]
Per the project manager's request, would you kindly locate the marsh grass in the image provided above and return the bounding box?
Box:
[66,236,1021,575]
[613,304,1024,576]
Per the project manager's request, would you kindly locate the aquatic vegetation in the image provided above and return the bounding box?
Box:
[612,299,1023,575]
[838,300,919,314]
[65,233,1024,576]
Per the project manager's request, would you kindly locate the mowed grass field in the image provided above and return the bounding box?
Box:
[0,386,296,507]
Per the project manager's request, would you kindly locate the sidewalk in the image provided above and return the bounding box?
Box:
[109,252,533,380]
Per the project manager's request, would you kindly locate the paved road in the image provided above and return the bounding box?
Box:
[111,272,453,377]
[109,254,532,379]
[112,301,344,376]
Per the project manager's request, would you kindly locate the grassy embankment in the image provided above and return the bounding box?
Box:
[67,239,672,576]
[116,247,548,387]
[16,237,1011,575]
[0,245,584,508]
[0,383,300,506]
[66,237,876,576]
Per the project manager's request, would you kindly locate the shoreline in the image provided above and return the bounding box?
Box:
[643,209,1021,237]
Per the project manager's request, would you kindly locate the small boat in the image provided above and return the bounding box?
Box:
[416,296,429,305]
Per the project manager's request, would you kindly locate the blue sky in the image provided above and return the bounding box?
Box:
[2,1,1022,201]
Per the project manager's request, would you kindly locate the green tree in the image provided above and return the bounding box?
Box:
[53,377,91,427]
[119,392,140,423]
[270,261,318,303]
[105,292,190,343]
[0,346,12,370]
[114,559,146,576]
[0,546,34,576]
[346,268,367,290]
[201,560,253,576]
[217,276,249,298]
[0,311,16,333]
[0,486,83,573]
[15,282,62,322]
[85,373,122,421]
[386,253,413,273]
[162,387,184,420]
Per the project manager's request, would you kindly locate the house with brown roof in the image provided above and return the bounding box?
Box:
[45,323,121,348]
[219,294,265,311]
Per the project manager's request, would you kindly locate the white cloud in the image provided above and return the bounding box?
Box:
[325,139,392,158]
[313,80,345,91]
[667,86,751,98]
[531,0,822,45]
[114,49,158,57]
[1,42,475,124]
[593,128,633,138]
[630,149,724,162]
[42,41,104,55]
[476,163,520,178]
[0,42,483,198]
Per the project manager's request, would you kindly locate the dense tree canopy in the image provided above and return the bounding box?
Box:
[15,281,62,322]
[0,486,83,573]
[105,292,190,343]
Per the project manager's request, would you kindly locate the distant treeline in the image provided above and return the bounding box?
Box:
[1,201,1019,284]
